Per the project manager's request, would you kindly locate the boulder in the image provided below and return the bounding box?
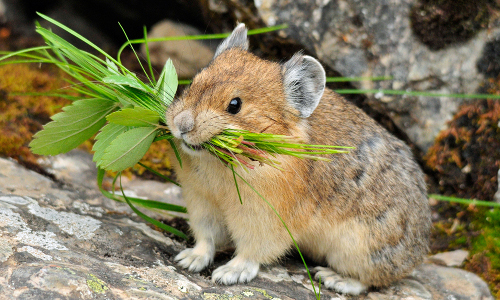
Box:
[427,249,469,267]
[140,20,216,79]
[245,0,500,151]
[0,153,494,299]
[495,169,500,203]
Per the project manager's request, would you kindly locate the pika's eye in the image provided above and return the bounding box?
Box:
[227,97,242,114]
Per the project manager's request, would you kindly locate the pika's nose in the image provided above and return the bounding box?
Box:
[174,110,194,134]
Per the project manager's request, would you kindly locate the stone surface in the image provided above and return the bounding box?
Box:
[141,20,216,79]
[427,250,469,267]
[250,0,500,151]
[495,169,500,203]
[0,155,494,299]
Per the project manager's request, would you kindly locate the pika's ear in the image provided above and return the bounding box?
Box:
[213,23,249,59]
[282,53,326,118]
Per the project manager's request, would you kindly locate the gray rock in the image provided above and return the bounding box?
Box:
[494,169,500,203]
[141,20,216,79]
[427,250,469,267]
[251,0,500,151]
[0,156,493,299]
[0,0,5,23]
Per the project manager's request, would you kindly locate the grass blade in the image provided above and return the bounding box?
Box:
[232,170,319,299]
[326,76,392,82]
[335,89,500,100]
[168,139,183,168]
[120,174,188,239]
[429,194,500,207]
[138,162,181,187]
[117,24,288,64]
[96,168,187,213]
[231,165,243,204]
[143,26,155,84]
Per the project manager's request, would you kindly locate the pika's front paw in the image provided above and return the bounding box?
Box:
[314,266,367,295]
[174,248,213,272]
[212,256,259,285]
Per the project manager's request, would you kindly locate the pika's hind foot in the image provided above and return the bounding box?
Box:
[175,241,215,272]
[212,256,259,285]
[314,266,367,295]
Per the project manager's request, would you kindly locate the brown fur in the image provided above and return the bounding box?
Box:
[166,47,431,289]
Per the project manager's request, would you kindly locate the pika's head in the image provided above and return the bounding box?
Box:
[166,24,326,155]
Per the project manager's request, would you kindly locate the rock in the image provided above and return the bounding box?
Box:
[494,169,500,203]
[0,0,5,23]
[141,20,215,79]
[248,0,500,151]
[35,150,185,219]
[0,156,494,299]
[427,250,469,267]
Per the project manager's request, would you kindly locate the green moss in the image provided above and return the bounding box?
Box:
[455,207,500,297]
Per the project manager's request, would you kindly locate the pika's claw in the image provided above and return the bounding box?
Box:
[314,266,367,295]
[175,246,213,272]
[212,256,259,285]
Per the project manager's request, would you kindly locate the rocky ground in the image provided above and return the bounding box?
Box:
[0,152,494,299]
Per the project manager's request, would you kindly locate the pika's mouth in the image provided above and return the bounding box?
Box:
[182,141,204,151]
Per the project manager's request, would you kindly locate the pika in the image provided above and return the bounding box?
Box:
[166,24,431,295]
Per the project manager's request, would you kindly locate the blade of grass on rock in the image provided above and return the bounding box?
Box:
[119,175,188,239]
[97,168,187,213]
[117,24,288,64]
[335,89,500,100]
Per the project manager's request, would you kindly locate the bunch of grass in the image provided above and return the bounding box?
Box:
[204,129,352,170]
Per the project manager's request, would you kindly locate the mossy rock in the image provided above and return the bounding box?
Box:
[410,0,494,51]
[0,63,72,166]
[425,98,500,201]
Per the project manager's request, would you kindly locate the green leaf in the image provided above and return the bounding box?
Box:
[103,74,148,92]
[231,165,243,204]
[106,107,160,127]
[116,95,133,107]
[99,127,157,172]
[92,123,129,164]
[106,58,121,75]
[155,59,177,105]
[30,99,117,155]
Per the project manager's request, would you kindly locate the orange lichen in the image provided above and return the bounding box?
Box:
[425,99,500,200]
[0,63,72,165]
